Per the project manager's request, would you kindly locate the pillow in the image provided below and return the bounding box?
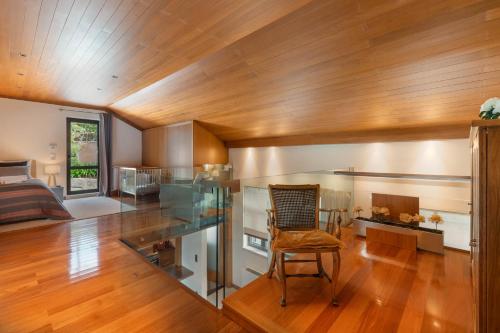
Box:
[0,175,29,184]
[0,160,29,167]
[0,160,31,178]
[0,166,30,177]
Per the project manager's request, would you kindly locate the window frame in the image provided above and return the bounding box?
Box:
[66,117,100,195]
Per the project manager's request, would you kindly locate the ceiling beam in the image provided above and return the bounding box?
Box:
[225,124,470,148]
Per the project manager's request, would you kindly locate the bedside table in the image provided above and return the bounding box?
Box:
[50,186,64,202]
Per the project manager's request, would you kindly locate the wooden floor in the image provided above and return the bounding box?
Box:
[0,214,244,333]
[223,228,474,333]
[0,213,473,333]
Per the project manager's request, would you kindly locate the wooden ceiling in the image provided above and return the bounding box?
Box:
[2,0,500,146]
[0,0,311,107]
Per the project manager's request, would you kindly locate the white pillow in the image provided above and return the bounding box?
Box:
[0,175,29,184]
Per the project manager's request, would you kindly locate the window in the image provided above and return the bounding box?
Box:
[246,235,267,252]
[66,118,99,195]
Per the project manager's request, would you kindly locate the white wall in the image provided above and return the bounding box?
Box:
[229,139,471,214]
[229,140,470,179]
[0,98,142,194]
[111,116,143,190]
[112,116,142,166]
[181,230,208,298]
[231,190,270,288]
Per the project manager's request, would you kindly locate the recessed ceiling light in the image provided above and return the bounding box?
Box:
[112,75,118,79]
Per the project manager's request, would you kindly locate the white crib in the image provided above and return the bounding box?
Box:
[118,167,162,201]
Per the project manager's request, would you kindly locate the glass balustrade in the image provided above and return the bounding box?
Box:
[118,166,470,308]
[232,170,355,288]
[119,165,235,308]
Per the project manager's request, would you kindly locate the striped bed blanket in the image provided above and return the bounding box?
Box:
[0,179,72,224]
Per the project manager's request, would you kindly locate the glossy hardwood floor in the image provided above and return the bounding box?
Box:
[0,214,244,333]
[223,228,474,333]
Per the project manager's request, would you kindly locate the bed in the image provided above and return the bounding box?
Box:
[0,160,72,224]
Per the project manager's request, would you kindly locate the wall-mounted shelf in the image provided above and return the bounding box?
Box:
[333,170,471,182]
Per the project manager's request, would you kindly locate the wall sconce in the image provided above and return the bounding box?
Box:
[49,143,57,160]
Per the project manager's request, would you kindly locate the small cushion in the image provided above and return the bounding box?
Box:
[272,229,345,251]
[0,166,30,177]
[0,175,28,184]
[0,160,29,167]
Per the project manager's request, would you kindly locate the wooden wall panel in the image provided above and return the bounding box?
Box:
[165,122,193,168]
[142,121,227,168]
[142,122,193,168]
[485,126,500,332]
[470,120,500,332]
[142,127,160,166]
[143,121,228,168]
[142,126,164,167]
[193,121,228,167]
[372,193,420,222]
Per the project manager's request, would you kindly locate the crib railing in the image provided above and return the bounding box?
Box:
[118,166,162,200]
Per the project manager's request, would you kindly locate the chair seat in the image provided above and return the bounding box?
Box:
[272,229,345,251]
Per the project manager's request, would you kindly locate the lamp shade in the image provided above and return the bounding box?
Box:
[44,164,61,175]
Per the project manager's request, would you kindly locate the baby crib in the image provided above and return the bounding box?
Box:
[118,167,162,202]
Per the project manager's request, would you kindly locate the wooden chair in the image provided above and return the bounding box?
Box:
[266,184,344,307]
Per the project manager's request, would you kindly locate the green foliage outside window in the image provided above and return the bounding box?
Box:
[70,169,98,178]
[69,121,98,179]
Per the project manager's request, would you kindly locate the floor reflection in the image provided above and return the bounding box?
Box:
[69,221,100,278]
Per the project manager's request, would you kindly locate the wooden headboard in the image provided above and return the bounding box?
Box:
[372,193,419,221]
[0,159,37,178]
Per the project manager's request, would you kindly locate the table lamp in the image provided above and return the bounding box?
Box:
[44,164,61,187]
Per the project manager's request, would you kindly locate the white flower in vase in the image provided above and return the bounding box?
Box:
[480,97,500,119]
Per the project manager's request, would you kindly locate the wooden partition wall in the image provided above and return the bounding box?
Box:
[470,120,500,333]
[142,120,228,168]
[141,120,231,289]
[193,121,228,166]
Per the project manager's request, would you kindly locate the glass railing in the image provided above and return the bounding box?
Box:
[119,165,236,308]
[232,168,470,288]
[232,170,355,288]
[118,166,471,308]
[351,175,470,250]
[117,165,233,210]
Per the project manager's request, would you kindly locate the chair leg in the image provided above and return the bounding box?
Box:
[331,250,341,306]
[336,214,342,240]
[267,251,276,278]
[277,252,287,307]
[316,253,324,277]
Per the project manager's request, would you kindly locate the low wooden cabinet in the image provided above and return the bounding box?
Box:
[366,227,417,251]
[470,121,500,333]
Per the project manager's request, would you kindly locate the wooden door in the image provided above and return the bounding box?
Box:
[486,128,500,332]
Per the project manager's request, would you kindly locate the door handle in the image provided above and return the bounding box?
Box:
[470,239,477,247]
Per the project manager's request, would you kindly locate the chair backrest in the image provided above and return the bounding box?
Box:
[268,184,320,231]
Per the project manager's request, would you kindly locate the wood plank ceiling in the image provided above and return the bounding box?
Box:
[0,0,312,108]
[1,0,500,146]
